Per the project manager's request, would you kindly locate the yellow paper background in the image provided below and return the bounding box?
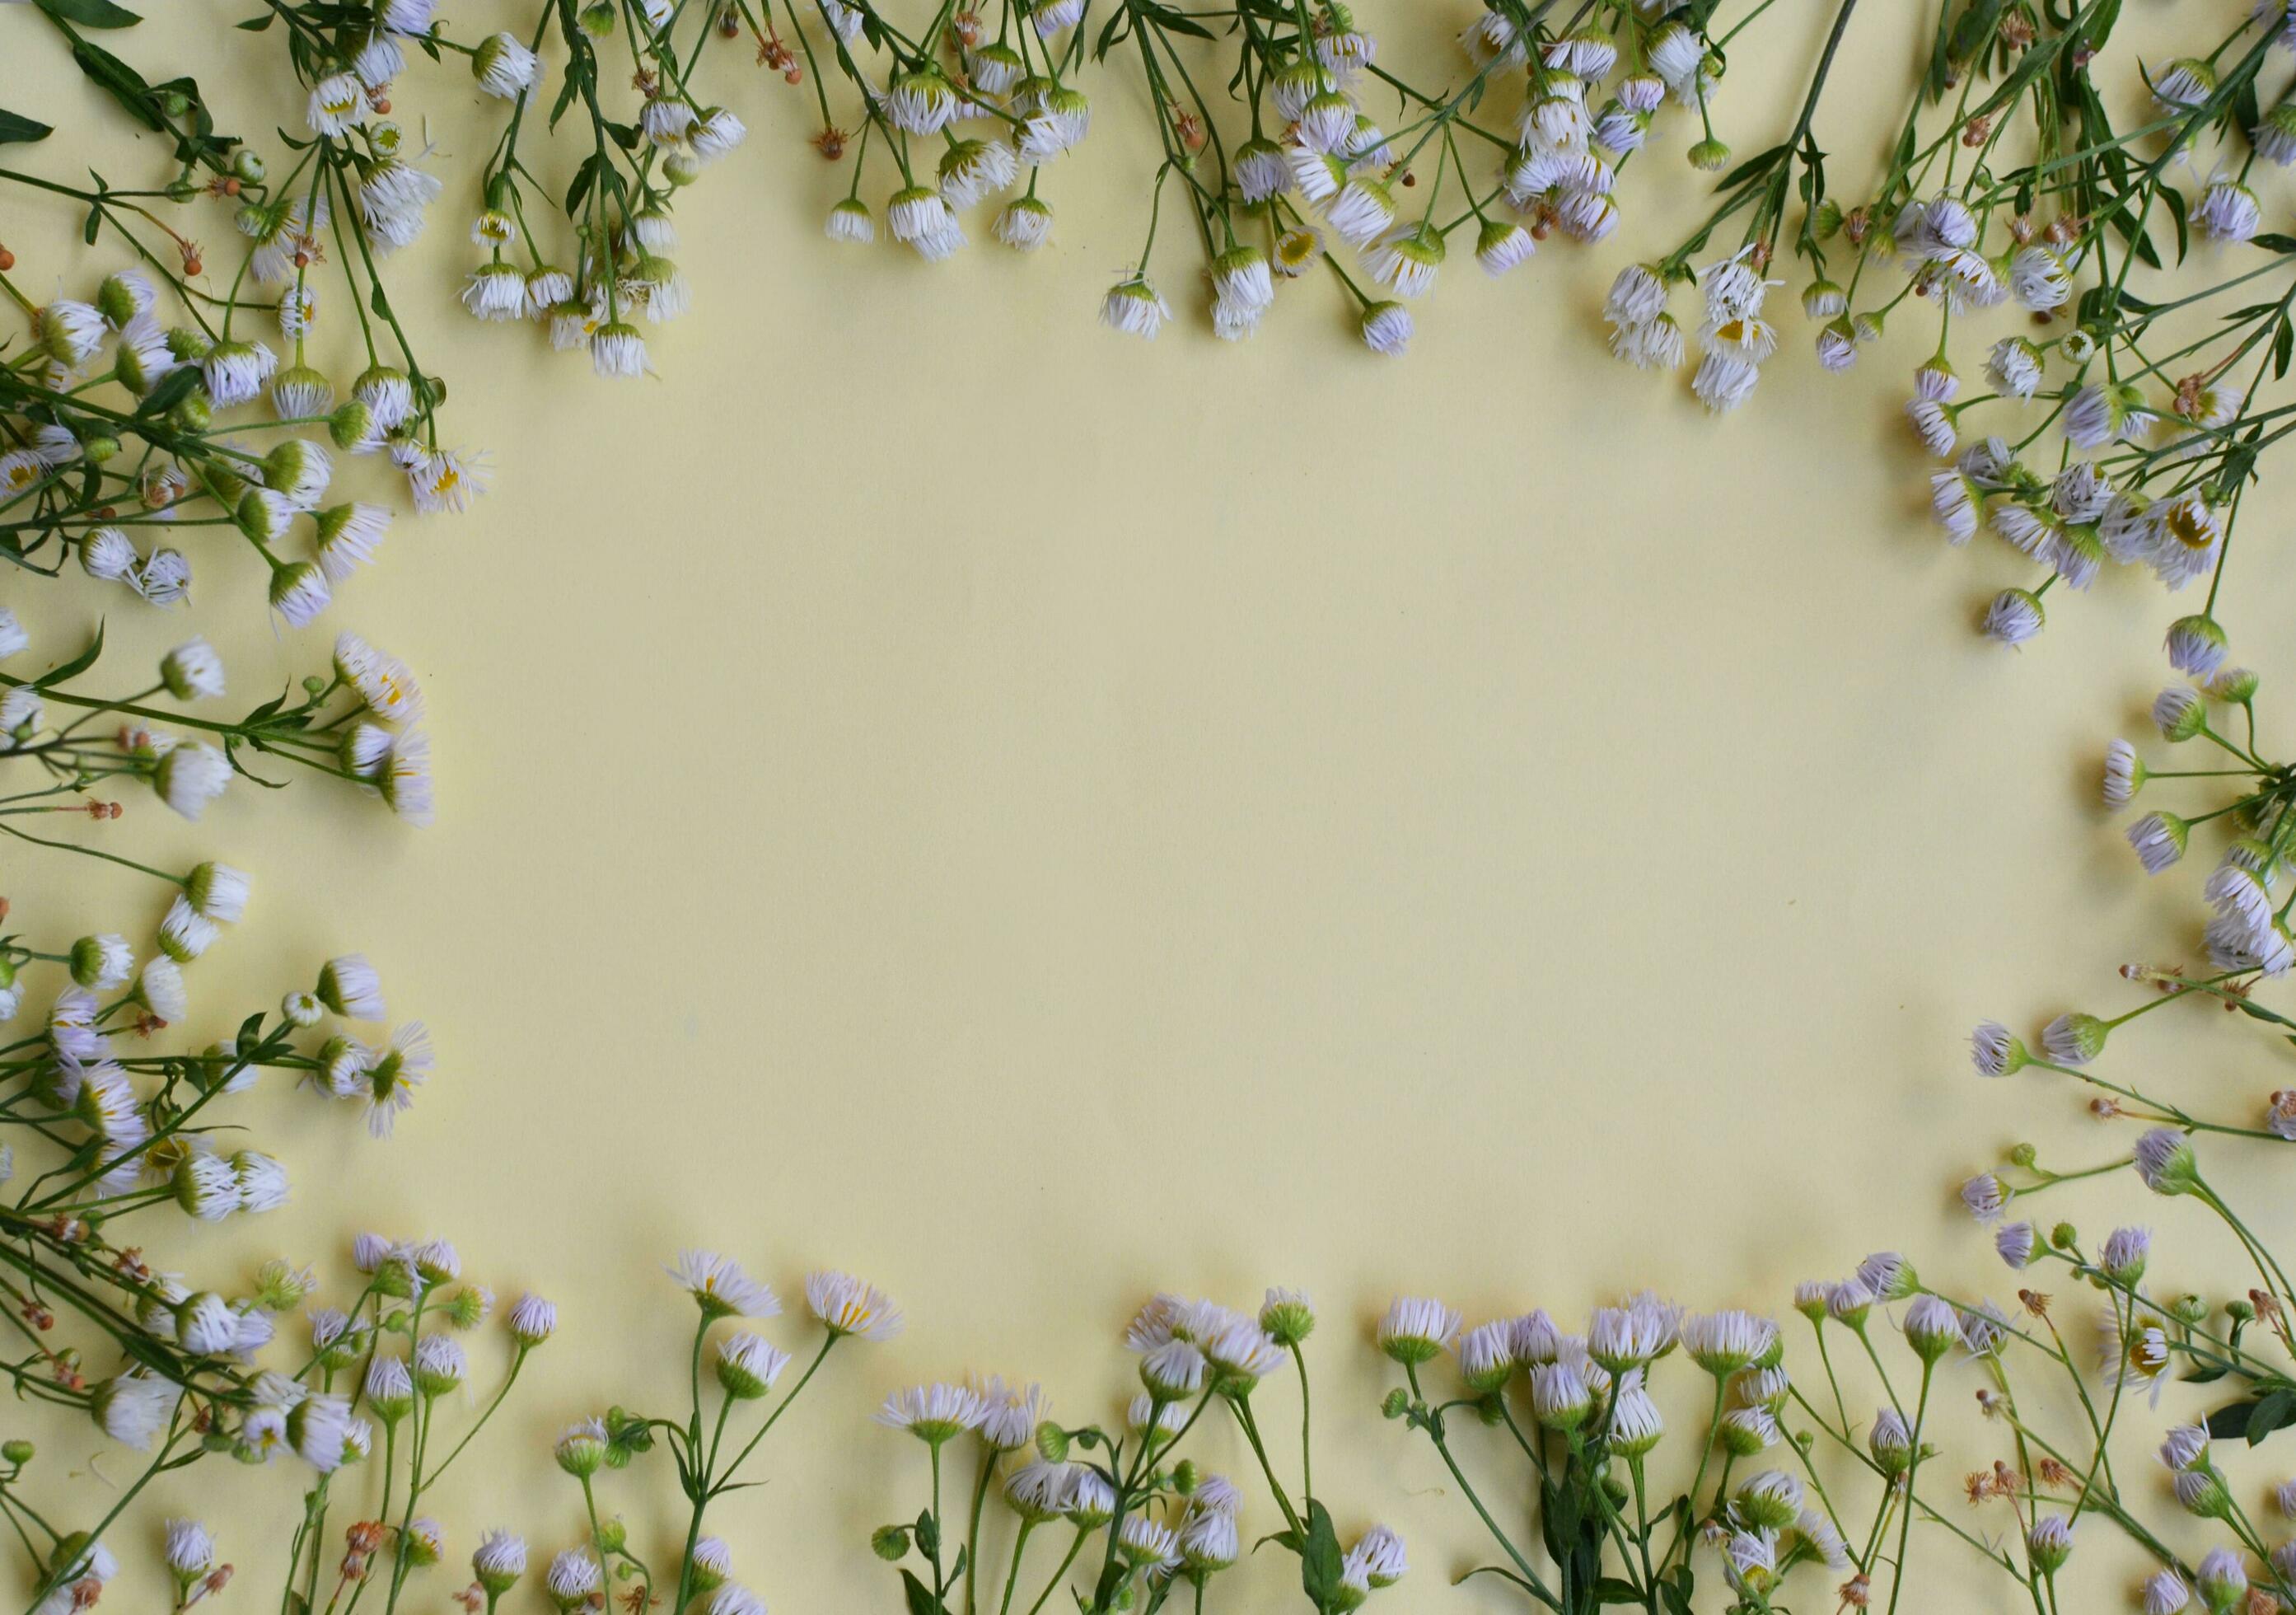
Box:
[7,2,2296,1608]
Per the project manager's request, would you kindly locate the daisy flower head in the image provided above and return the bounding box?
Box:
[1981,587,2046,647]
[507,1292,558,1347]
[553,1418,610,1477]
[268,559,333,628]
[163,1519,213,1580]
[1176,1507,1238,1573]
[1003,1459,1078,1523]
[546,1548,602,1608]
[973,1376,1046,1449]
[1608,1371,1664,1455]
[406,446,489,515]
[826,198,876,244]
[670,1251,781,1320]
[1359,300,1413,357]
[1377,1296,1460,1365]
[805,1270,903,1341]
[1994,1221,2037,1268]
[1101,273,1171,339]
[358,1022,433,1136]
[2133,1126,2198,1195]
[91,1372,175,1450]
[715,1332,793,1400]
[876,1383,986,1445]
[471,30,539,97]
[1457,1320,1515,1393]
[1139,1337,1206,1398]
[153,742,231,821]
[473,1530,526,1595]
[1680,1309,1777,1376]
[36,299,107,369]
[1364,222,1446,297]
[1260,1286,1315,1346]
[994,197,1054,251]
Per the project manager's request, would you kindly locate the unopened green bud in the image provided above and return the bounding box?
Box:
[328,399,376,451]
[871,1525,910,1562]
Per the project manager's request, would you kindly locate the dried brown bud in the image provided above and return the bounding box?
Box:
[2018,1288,2051,1317]
[813,126,848,160]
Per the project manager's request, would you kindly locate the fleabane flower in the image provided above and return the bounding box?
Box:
[876,1383,985,1444]
[1101,274,1171,339]
[471,30,539,96]
[805,1270,904,1341]
[670,1250,780,1319]
[1377,1297,1460,1365]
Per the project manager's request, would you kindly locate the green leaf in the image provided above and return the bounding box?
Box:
[2204,1393,2296,1441]
[2250,1388,2296,1445]
[1660,1567,1696,1615]
[1297,1501,1344,1612]
[33,620,105,689]
[897,1570,946,1615]
[1711,141,1788,191]
[1595,1576,1644,1604]
[564,152,600,216]
[34,0,144,27]
[0,109,53,145]
[133,364,202,419]
[59,35,166,133]
[237,11,276,27]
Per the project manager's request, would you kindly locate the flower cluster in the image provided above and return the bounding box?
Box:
[1591,0,2296,668]
[4,3,483,617]
[1379,1290,1858,1613]
[875,1288,1401,1615]
[515,1255,894,1615]
[0,620,433,874]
